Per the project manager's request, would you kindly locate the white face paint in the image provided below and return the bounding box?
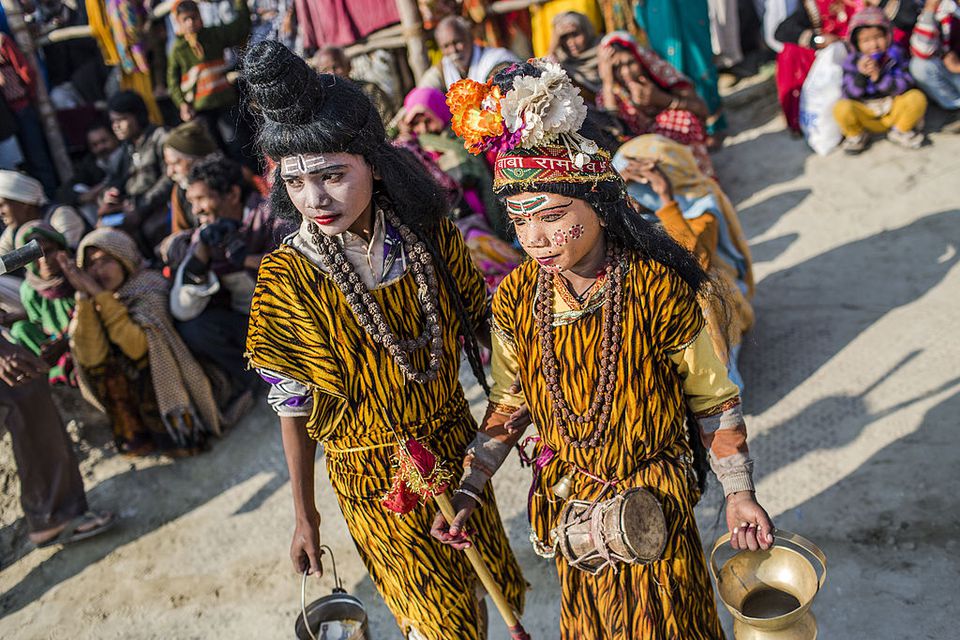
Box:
[505,192,604,273]
[280,152,374,236]
[280,153,328,177]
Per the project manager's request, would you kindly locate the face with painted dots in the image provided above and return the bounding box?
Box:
[504,191,604,273]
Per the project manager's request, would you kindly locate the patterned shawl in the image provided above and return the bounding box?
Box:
[76,228,221,438]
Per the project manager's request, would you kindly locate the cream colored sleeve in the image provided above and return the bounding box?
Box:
[669,328,740,414]
[488,321,526,413]
[670,329,754,495]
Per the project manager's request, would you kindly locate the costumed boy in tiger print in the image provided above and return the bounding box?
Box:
[431,60,775,639]
[242,42,526,640]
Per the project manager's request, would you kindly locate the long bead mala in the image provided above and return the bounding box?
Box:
[309,208,444,384]
[534,244,626,449]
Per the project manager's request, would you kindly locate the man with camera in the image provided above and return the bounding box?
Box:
[169,156,292,423]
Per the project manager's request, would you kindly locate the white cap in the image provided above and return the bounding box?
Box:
[0,170,48,206]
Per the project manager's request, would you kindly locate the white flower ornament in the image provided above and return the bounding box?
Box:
[499,59,595,166]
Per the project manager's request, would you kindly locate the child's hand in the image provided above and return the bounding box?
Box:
[856,56,880,81]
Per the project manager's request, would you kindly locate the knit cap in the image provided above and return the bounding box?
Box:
[848,7,891,50]
[0,170,47,206]
[164,122,218,157]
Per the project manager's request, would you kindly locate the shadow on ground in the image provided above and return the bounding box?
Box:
[759,388,960,638]
[741,209,960,416]
[0,403,291,618]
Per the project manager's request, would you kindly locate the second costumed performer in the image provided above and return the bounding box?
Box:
[241,42,526,639]
[431,60,775,638]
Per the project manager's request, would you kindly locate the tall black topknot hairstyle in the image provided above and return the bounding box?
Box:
[242,40,447,230]
[242,40,490,393]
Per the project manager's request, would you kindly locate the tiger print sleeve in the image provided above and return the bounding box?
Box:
[488,272,524,411]
[436,217,490,331]
[649,263,706,355]
[245,249,344,399]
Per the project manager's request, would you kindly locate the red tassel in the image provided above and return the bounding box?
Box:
[405,438,438,477]
[381,476,420,514]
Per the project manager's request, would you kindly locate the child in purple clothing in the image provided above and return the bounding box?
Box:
[834,7,928,154]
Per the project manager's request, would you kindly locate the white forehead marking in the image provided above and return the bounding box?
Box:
[281,153,328,176]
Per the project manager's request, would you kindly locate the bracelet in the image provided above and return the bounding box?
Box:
[455,487,484,507]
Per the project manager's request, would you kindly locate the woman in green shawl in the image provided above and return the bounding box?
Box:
[9,221,76,385]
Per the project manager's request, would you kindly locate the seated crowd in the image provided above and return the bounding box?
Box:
[774,0,959,154]
[0,3,953,554]
[0,7,772,472]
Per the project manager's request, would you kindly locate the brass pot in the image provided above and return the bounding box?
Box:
[710,531,826,640]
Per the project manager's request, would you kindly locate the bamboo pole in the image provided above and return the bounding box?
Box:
[488,0,550,14]
[1,0,73,183]
[393,0,430,82]
[435,492,531,640]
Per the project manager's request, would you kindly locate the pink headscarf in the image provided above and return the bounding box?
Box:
[402,87,452,129]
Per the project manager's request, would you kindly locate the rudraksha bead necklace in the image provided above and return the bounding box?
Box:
[309,207,444,384]
[534,243,625,448]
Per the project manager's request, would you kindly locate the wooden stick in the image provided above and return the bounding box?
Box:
[435,492,531,639]
[393,0,430,82]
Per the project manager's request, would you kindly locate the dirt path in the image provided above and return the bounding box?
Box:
[2,85,958,639]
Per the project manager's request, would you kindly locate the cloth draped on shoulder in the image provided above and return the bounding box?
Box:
[442,45,519,88]
[75,229,221,438]
[551,11,603,99]
[614,134,754,387]
[597,31,715,177]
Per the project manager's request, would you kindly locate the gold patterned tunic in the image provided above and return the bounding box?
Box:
[246,217,525,639]
[476,253,751,640]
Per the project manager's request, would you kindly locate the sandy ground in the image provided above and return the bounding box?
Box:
[2,80,959,640]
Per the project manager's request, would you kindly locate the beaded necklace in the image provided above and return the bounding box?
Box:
[308,206,444,384]
[534,244,626,449]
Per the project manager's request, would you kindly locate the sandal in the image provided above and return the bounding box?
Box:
[33,511,116,549]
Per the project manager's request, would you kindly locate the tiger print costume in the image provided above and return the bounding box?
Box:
[246,218,526,639]
[492,254,726,640]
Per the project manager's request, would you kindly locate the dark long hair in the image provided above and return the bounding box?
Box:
[242,40,488,390]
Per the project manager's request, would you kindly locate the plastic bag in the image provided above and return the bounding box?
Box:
[799,41,847,156]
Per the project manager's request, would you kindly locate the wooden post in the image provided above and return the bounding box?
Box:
[393,0,430,82]
[0,0,73,183]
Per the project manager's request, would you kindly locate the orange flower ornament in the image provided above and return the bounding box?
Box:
[446,79,508,154]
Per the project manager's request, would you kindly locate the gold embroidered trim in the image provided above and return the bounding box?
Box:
[694,396,742,419]
[491,402,521,416]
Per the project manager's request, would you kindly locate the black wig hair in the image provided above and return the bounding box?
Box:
[242,40,489,392]
[496,178,707,295]
[242,40,447,231]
